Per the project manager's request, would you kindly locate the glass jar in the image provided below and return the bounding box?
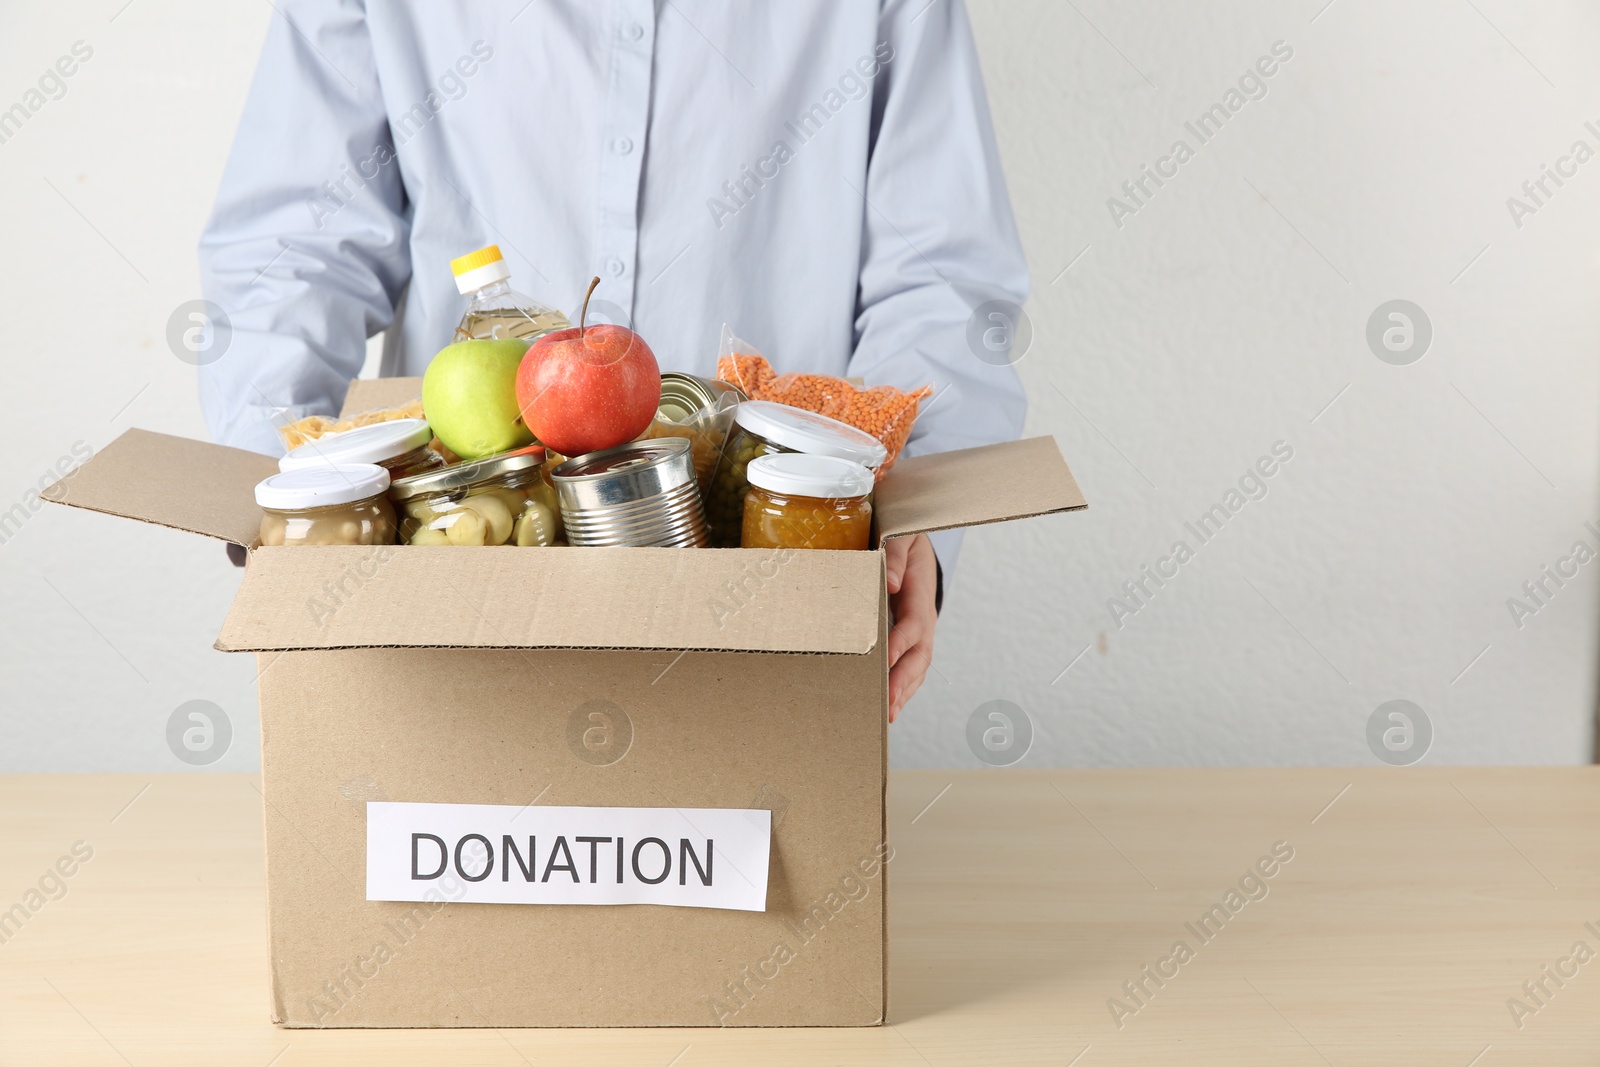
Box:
[255,464,396,547]
[741,453,874,551]
[707,401,887,547]
[389,445,557,546]
[278,418,446,483]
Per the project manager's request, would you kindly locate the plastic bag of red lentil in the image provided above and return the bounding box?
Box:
[715,326,933,476]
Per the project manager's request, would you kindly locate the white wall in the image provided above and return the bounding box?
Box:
[1,1,1595,772]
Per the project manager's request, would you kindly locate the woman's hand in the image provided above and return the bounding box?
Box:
[884,533,938,722]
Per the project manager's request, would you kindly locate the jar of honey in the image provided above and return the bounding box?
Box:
[741,453,875,551]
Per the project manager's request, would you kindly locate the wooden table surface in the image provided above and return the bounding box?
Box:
[0,768,1595,1065]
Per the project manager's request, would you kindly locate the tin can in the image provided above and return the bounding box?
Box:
[641,373,747,499]
[552,438,709,548]
[657,372,745,423]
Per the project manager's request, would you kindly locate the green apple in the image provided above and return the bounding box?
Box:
[422,338,535,460]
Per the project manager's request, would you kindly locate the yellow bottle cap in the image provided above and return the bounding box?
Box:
[450,245,505,276]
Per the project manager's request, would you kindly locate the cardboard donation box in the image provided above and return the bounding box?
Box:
[44,378,1086,1028]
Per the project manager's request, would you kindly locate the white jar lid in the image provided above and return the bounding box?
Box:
[746,453,874,499]
[733,401,888,468]
[255,464,390,510]
[278,418,433,471]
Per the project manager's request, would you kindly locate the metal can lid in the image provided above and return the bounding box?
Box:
[657,372,745,423]
[554,437,691,481]
[278,418,433,472]
[389,443,547,501]
[552,438,696,511]
[746,453,874,499]
[732,401,888,467]
[255,464,390,510]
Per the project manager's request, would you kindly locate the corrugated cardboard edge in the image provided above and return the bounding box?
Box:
[250,691,288,1025]
[262,757,287,1024]
[215,546,884,655]
[877,559,890,1026]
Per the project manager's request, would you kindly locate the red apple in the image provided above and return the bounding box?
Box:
[515,278,661,457]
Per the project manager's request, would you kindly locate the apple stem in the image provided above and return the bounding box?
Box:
[578,276,600,337]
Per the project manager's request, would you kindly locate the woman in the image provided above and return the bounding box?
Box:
[199,0,1029,719]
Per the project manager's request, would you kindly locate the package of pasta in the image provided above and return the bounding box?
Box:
[715,326,933,475]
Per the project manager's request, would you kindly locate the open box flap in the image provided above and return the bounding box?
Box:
[41,428,279,548]
[216,545,884,654]
[874,436,1086,541]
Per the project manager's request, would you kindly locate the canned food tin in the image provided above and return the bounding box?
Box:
[552,438,708,548]
[643,372,747,498]
[657,372,745,423]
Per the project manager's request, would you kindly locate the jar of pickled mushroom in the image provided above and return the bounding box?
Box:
[277,418,446,484]
[255,464,396,547]
[741,453,874,551]
[389,444,558,546]
[707,401,887,547]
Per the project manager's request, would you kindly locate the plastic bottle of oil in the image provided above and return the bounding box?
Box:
[450,245,571,343]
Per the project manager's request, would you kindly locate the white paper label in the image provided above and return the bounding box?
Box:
[366,801,771,912]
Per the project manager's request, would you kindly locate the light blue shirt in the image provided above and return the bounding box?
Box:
[199,0,1029,574]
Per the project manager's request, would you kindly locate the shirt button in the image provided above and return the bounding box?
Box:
[623,21,644,41]
[613,136,634,155]
[606,257,626,277]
